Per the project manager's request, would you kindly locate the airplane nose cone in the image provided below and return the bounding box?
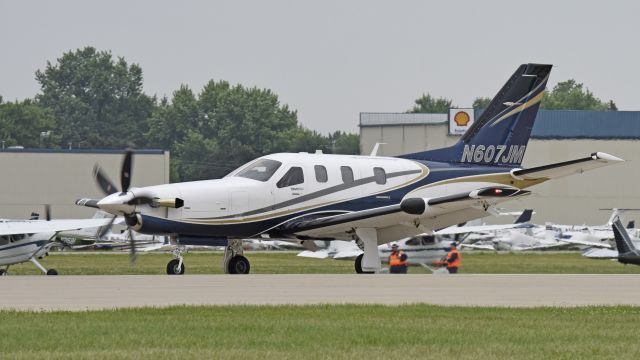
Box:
[97,192,136,215]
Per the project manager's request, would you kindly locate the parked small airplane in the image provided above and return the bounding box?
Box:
[0,209,112,275]
[582,218,640,265]
[76,63,624,274]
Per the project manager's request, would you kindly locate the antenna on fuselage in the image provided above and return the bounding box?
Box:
[369,142,387,157]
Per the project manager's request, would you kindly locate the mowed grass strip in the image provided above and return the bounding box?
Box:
[1,304,639,359]
[7,251,640,275]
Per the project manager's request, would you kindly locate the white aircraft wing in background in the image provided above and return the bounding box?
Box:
[0,218,115,236]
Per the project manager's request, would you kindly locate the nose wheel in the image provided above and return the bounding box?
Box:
[166,246,186,275]
[166,259,185,275]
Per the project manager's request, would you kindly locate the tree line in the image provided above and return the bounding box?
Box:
[409,80,618,113]
[0,47,358,181]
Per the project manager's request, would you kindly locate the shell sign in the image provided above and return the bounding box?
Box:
[449,108,474,135]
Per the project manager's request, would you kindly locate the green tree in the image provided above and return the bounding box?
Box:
[472,97,492,109]
[148,80,302,181]
[0,99,59,148]
[408,94,453,113]
[328,131,360,155]
[541,80,614,111]
[35,47,156,148]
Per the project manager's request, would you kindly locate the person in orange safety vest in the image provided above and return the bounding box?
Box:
[439,242,461,274]
[388,243,408,273]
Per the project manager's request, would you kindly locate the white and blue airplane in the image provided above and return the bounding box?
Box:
[76,64,624,274]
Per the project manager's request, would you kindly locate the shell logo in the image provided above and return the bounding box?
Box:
[453,111,471,126]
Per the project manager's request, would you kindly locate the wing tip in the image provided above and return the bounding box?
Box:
[592,152,624,162]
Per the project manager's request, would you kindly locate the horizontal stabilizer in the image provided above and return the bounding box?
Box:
[511,152,623,180]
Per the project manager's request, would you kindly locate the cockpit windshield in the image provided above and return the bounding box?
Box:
[233,158,282,182]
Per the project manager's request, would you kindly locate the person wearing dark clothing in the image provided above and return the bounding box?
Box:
[388,244,408,273]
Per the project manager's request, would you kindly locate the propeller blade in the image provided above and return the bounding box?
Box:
[121,150,133,193]
[44,204,51,221]
[75,198,100,209]
[98,215,117,240]
[128,228,137,264]
[93,165,119,195]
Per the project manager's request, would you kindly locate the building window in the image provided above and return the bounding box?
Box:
[276,167,304,188]
[373,167,386,185]
[341,166,354,184]
[314,165,328,183]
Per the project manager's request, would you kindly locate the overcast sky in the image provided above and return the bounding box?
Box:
[1,0,639,133]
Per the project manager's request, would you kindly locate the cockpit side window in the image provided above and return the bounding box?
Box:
[0,235,9,246]
[235,159,282,182]
[340,166,354,184]
[277,167,304,188]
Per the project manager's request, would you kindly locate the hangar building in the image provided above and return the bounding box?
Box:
[360,110,640,225]
[0,149,169,219]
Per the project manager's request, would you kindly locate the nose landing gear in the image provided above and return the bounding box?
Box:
[166,246,186,275]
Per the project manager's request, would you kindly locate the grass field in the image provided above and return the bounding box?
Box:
[5,251,640,275]
[1,304,639,359]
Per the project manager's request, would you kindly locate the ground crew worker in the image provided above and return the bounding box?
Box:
[388,244,408,273]
[443,242,461,273]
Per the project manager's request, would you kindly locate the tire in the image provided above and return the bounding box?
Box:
[354,254,374,274]
[166,259,185,275]
[227,255,250,274]
[0,269,6,276]
[46,269,58,275]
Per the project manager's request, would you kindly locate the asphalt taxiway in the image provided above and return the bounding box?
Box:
[1,274,639,311]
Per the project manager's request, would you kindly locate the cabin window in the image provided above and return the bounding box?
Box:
[314,165,328,183]
[373,167,386,185]
[235,158,282,182]
[0,236,9,246]
[340,166,354,184]
[405,238,420,246]
[421,236,436,245]
[277,167,304,188]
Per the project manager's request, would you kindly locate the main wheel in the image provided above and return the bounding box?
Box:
[166,259,185,275]
[0,269,7,276]
[46,269,58,275]
[227,255,250,274]
[354,254,374,274]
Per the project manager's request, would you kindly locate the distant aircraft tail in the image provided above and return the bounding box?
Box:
[612,217,637,254]
[514,209,533,224]
[400,63,552,167]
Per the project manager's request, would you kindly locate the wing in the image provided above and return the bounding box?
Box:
[0,218,114,236]
[435,223,530,236]
[582,248,619,259]
[460,243,496,251]
[279,186,530,238]
[512,152,623,180]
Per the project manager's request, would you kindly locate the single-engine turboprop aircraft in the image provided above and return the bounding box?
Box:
[76,64,624,274]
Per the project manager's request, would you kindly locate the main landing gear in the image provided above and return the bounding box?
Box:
[223,239,250,274]
[30,257,58,275]
[354,228,381,274]
[164,239,251,275]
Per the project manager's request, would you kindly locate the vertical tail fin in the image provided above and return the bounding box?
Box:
[401,63,552,167]
[612,217,636,254]
[514,209,533,224]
